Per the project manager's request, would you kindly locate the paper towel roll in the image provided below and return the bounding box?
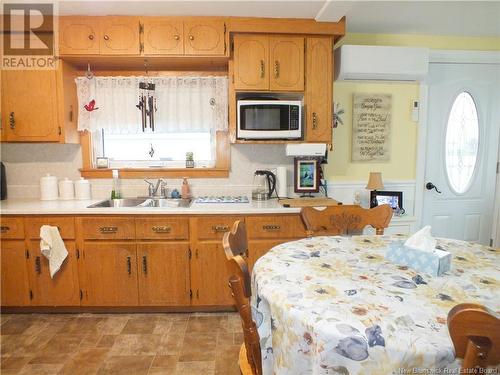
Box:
[276,167,287,198]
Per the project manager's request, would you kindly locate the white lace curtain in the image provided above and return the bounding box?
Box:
[75,76,228,134]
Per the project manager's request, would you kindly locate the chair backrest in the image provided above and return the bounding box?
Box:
[227,255,262,375]
[300,204,393,236]
[223,220,248,260]
[448,303,500,370]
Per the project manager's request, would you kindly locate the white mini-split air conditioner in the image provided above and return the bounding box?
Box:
[335,45,429,82]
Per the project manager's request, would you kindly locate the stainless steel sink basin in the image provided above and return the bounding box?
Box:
[87,198,192,208]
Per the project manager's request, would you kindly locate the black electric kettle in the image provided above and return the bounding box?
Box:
[252,170,277,200]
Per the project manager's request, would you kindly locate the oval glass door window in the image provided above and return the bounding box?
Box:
[445,92,479,194]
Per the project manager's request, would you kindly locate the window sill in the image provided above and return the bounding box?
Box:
[79,168,229,179]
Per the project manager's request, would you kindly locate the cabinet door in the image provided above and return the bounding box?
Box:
[248,240,285,272]
[99,17,140,55]
[233,34,269,90]
[305,37,333,143]
[1,70,60,142]
[190,243,233,306]
[184,20,225,56]
[269,36,304,91]
[137,243,190,306]
[143,19,184,55]
[0,241,30,306]
[27,241,80,306]
[59,17,99,55]
[81,242,138,306]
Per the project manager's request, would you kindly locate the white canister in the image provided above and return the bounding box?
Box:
[58,178,75,200]
[40,174,58,201]
[74,177,92,200]
[276,166,288,198]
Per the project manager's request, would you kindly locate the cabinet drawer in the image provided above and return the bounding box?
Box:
[80,217,135,240]
[195,216,243,240]
[0,217,25,239]
[25,217,75,239]
[246,215,306,239]
[136,217,189,240]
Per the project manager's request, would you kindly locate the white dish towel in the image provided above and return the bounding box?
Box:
[40,225,68,278]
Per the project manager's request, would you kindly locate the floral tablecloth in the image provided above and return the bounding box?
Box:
[251,235,499,375]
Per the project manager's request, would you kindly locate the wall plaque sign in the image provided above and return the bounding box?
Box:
[352,93,392,161]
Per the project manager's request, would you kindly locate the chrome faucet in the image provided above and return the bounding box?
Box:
[144,179,168,198]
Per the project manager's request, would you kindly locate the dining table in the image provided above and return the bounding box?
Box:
[251,234,499,375]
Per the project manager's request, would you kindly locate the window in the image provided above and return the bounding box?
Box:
[445,91,479,194]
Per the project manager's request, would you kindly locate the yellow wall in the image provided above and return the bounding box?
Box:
[327,33,500,182]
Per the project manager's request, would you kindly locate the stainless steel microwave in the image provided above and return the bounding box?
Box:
[237,99,302,140]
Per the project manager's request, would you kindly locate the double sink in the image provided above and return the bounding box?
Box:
[87,197,192,209]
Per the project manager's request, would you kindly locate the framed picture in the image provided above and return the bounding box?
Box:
[96,157,109,169]
[294,158,320,193]
[370,190,403,210]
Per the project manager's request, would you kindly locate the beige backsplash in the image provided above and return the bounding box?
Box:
[0,143,295,199]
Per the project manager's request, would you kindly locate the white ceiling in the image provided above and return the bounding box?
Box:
[53,0,500,37]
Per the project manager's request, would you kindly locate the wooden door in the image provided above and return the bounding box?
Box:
[99,17,140,55]
[190,243,233,306]
[1,70,60,142]
[184,20,225,55]
[59,17,100,55]
[248,240,286,271]
[305,37,333,143]
[137,242,190,306]
[81,242,138,306]
[143,19,184,55]
[27,241,80,306]
[0,241,30,306]
[233,34,269,90]
[269,36,304,91]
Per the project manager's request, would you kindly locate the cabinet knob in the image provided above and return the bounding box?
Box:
[103,35,110,41]
[189,35,194,41]
[88,34,94,40]
[174,34,180,40]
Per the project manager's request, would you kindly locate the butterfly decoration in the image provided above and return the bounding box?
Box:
[84,99,99,112]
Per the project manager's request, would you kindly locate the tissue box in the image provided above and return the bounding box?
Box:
[386,242,452,276]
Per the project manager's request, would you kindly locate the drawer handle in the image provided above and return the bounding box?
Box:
[99,226,118,233]
[152,226,171,233]
[312,112,318,129]
[263,224,281,231]
[274,60,280,78]
[9,112,15,129]
[126,256,131,275]
[0,226,10,233]
[259,60,265,79]
[212,225,229,233]
[35,256,41,274]
[142,255,148,274]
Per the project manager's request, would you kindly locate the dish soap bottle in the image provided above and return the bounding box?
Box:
[181,177,191,199]
[111,169,121,199]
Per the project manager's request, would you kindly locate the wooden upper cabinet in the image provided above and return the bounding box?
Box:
[305,37,333,143]
[233,34,269,90]
[269,36,304,91]
[143,19,184,55]
[99,17,141,55]
[0,241,30,306]
[184,20,225,55]
[1,70,60,142]
[27,241,80,306]
[59,17,100,55]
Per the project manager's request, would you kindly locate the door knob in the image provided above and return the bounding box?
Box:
[426,182,442,193]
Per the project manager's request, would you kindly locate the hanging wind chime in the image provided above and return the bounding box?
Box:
[136,59,157,132]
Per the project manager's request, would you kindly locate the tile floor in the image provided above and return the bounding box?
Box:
[0,312,242,375]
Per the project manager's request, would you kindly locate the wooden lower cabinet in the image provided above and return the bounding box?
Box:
[81,242,139,306]
[137,242,190,306]
[0,241,30,306]
[190,243,233,306]
[248,239,286,271]
[27,241,80,306]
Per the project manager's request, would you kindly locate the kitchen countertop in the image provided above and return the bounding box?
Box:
[0,198,301,215]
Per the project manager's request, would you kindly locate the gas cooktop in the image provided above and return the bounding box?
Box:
[194,196,250,204]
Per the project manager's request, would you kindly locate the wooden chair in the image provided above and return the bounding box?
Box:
[448,303,500,371]
[223,220,248,260]
[227,255,262,375]
[300,204,393,236]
